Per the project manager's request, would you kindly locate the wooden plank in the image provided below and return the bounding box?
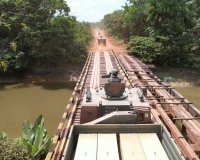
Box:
[74,134,97,160]
[120,134,147,160]
[97,134,119,160]
[139,133,169,160]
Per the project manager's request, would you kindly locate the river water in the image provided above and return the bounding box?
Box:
[0,81,200,137]
[175,86,200,109]
[0,82,75,137]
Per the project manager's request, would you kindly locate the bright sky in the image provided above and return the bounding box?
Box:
[66,0,127,22]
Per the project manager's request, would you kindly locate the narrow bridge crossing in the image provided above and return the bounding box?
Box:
[46,50,200,160]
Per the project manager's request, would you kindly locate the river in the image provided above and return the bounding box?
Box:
[175,86,200,109]
[0,81,200,137]
[0,82,75,137]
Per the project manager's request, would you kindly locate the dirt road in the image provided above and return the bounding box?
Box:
[89,27,126,54]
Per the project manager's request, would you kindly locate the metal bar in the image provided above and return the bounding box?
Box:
[157,102,193,105]
[135,85,174,89]
[147,98,185,100]
[173,117,200,120]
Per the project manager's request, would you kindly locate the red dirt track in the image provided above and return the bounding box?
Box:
[89,27,126,53]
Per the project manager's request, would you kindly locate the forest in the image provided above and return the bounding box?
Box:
[103,0,200,70]
[0,0,92,73]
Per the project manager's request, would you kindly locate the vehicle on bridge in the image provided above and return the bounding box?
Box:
[97,36,106,46]
[55,69,185,160]
[46,51,200,160]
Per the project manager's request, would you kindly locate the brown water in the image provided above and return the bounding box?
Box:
[0,81,199,138]
[175,86,200,109]
[0,82,75,137]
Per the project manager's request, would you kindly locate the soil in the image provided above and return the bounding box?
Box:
[0,65,82,84]
[89,27,126,53]
[153,67,200,87]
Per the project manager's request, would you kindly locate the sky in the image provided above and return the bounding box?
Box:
[66,0,127,22]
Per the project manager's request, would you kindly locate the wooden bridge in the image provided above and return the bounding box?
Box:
[45,45,200,160]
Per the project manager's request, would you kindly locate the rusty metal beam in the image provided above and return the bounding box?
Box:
[158,102,193,105]
[121,53,200,160]
[173,117,200,120]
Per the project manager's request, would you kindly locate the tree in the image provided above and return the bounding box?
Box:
[0,0,92,73]
[124,0,148,37]
[127,36,161,63]
[146,0,195,66]
[103,10,128,41]
[147,0,194,36]
[103,0,200,70]
[103,0,148,41]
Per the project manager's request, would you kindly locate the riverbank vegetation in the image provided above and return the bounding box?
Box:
[0,131,30,160]
[0,0,92,73]
[0,115,51,160]
[103,0,200,70]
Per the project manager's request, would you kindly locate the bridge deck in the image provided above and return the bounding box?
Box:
[46,51,200,160]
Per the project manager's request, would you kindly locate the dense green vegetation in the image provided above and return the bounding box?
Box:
[22,115,51,160]
[0,0,92,73]
[104,0,200,70]
[0,115,51,160]
[0,133,30,160]
[127,36,162,63]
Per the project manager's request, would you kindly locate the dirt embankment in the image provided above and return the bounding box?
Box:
[154,67,200,87]
[0,65,82,84]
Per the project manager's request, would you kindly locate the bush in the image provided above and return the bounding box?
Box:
[127,36,161,63]
[0,115,51,160]
[0,132,30,160]
[22,115,52,160]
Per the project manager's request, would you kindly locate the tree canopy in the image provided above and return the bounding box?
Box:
[103,0,200,70]
[0,0,92,73]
